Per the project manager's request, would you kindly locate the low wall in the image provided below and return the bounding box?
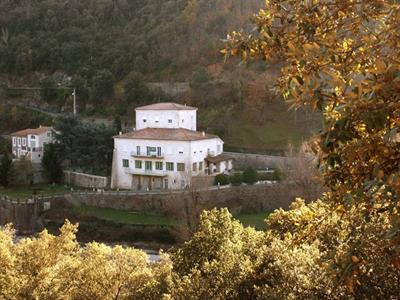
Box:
[50,183,313,216]
[0,196,51,234]
[224,151,294,170]
[63,171,109,189]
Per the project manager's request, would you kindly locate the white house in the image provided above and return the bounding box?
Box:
[11,126,54,163]
[111,102,233,190]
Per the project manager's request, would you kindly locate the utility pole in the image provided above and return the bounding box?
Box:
[72,88,77,115]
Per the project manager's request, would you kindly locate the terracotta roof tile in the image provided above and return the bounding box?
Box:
[115,128,220,141]
[205,153,234,163]
[11,126,52,137]
[135,102,197,111]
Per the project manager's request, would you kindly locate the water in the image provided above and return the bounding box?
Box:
[13,235,161,261]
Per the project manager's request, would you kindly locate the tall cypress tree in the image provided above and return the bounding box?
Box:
[42,143,63,183]
[0,152,12,187]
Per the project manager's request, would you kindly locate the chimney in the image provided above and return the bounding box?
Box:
[202,131,205,137]
[119,132,122,135]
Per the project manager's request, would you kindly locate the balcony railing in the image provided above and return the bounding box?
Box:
[28,147,43,152]
[124,168,168,177]
[130,152,164,159]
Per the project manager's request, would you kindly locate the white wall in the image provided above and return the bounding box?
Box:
[111,137,224,190]
[136,109,197,131]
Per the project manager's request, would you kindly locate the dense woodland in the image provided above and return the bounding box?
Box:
[0,0,320,152]
[0,0,261,79]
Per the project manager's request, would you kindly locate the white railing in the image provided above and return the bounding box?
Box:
[130,151,164,158]
[124,168,168,177]
[28,147,43,152]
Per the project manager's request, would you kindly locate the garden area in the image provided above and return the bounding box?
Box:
[0,184,73,200]
[69,205,269,229]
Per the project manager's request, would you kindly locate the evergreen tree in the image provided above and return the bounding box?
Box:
[42,143,63,183]
[0,152,12,187]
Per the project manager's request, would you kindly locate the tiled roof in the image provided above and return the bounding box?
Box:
[11,126,52,137]
[135,102,197,111]
[115,128,220,141]
[205,153,234,163]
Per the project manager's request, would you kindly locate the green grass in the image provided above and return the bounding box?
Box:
[0,184,73,200]
[235,212,269,230]
[75,205,178,226]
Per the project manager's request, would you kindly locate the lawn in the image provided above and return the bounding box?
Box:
[73,205,268,229]
[75,205,178,227]
[235,212,269,230]
[0,184,73,200]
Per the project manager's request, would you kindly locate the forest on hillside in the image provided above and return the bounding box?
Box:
[0,0,261,79]
[0,0,320,152]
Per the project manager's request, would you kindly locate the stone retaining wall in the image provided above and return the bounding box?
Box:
[63,171,110,189]
[225,151,294,170]
[50,183,310,216]
[0,196,50,234]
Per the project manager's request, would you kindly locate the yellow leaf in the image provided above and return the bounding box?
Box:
[375,59,386,73]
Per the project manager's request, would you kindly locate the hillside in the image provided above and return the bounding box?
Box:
[0,0,321,152]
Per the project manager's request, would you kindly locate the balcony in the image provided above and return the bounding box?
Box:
[28,147,43,152]
[130,152,164,159]
[124,168,168,177]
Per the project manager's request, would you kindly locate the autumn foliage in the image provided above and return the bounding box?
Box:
[1,0,400,299]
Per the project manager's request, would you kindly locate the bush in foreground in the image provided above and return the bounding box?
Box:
[1,204,398,299]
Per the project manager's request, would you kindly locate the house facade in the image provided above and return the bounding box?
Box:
[11,126,54,163]
[111,102,233,190]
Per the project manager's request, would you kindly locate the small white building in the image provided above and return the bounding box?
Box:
[111,102,233,190]
[11,126,54,163]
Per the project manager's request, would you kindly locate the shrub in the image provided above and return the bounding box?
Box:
[215,174,230,185]
[229,173,242,186]
[272,168,284,181]
[242,168,258,185]
[214,174,230,186]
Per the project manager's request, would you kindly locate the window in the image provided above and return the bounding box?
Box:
[31,135,36,139]
[192,162,197,172]
[143,118,147,123]
[136,146,141,155]
[12,137,16,146]
[199,162,203,171]
[178,147,183,154]
[155,162,163,170]
[147,146,156,156]
[177,163,185,172]
[22,138,26,146]
[157,147,162,156]
[122,159,129,168]
[145,161,152,170]
[217,144,222,153]
[47,132,51,137]
[155,117,159,123]
[182,119,184,123]
[135,160,142,169]
[168,119,172,123]
[17,138,21,146]
[166,162,174,171]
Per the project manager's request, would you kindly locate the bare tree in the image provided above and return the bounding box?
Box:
[278,141,324,202]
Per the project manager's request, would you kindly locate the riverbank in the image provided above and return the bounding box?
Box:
[41,205,270,250]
